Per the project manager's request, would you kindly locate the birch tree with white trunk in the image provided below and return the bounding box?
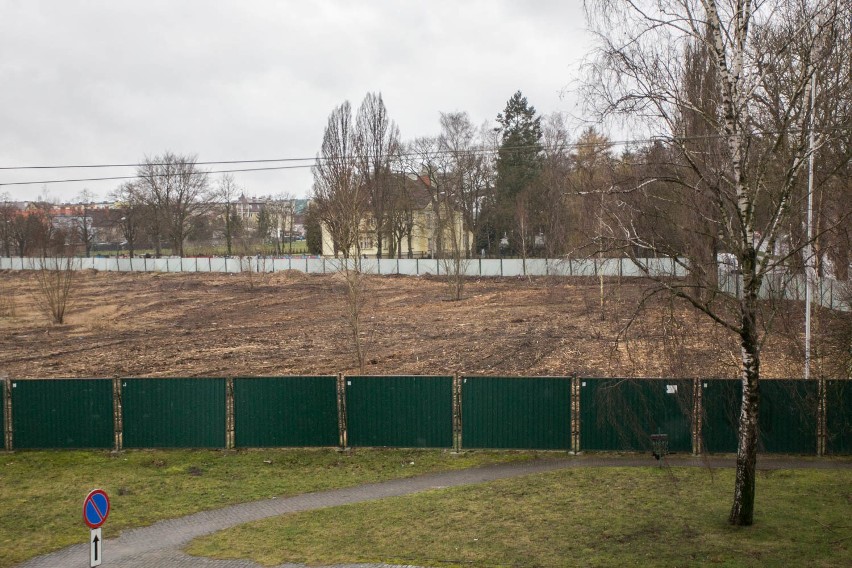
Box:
[584,0,851,525]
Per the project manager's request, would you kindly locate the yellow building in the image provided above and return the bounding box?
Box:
[320,176,473,259]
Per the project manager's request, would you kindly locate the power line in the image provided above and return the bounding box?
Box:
[0,164,314,188]
[0,157,316,171]
[2,125,849,188]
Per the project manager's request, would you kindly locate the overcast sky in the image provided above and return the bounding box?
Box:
[0,1,592,203]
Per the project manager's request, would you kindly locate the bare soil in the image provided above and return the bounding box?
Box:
[0,269,801,379]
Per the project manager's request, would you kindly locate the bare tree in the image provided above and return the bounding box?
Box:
[585,0,852,525]
[539,113,573,258]
[312,101,365,259]
[438,111,493,257]
[9,211,32,257]
[356,92,400,259]
[33,254,77,325]
[384,165,417,259]
[571,127,615,319]
[0,193,17,257]
[216,174,242,256]
[10,203,56,258]
[109,181,146,257]
[72,190,97,257]
[136,152,211,256]
[313,101,371,371]
[401,127,476,300]
[266,193,296,254]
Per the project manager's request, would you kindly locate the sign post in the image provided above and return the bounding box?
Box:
[83,489,110,567]
[90,527,102,567]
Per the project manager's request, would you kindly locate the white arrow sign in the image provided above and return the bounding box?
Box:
[90,527,102,567]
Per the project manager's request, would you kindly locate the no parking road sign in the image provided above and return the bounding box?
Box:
[83,489,110,567]
[83,489,110,529]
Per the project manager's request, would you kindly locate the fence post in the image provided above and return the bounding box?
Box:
[3,377,11,451]
[817,377,826,456]
[692,378,702,456]
[571,375,580,454]
[225,377,235,449]
[337,373,348,448]
[112,378,123,451]
[452,373,461,452]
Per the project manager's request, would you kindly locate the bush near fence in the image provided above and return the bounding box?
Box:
[1,376,849,455]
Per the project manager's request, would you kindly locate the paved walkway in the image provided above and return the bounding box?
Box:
[17,455,852,568]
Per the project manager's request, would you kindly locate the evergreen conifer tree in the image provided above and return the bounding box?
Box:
[490,91,543,254]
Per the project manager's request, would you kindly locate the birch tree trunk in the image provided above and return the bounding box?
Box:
[584,0,851,526]
[731,276,761,524]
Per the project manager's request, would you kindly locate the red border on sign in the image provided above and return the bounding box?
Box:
[83,489,110,529]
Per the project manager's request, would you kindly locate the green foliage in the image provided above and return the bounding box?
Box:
[488,91,544,255]
[255,207,272,241]
[496,90,543,201]
[304,201,324,255]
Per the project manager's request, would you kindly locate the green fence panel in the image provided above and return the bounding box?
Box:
[701,379,818,454]
[11,379,114,449]
[826,380,852,455]
[580,378,693,452]
[122,378,226,448]
[345,376,452,448]
[761,380,818,454]
[700,380,741,453]
[234,376,339,447]
[461,376,571,449]
[2,380,5,451]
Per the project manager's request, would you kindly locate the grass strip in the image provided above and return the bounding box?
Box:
[0,448,535,567]
[187,466,852,568]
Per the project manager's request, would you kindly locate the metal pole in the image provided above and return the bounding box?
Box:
[804,73,816,380]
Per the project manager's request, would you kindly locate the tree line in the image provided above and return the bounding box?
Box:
[309,0,852,529]
[0,160,302,258]
[311,83,849,275]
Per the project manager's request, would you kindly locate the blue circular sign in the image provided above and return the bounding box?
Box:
[83,489,110,529]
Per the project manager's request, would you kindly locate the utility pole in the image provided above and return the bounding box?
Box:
[804,73,816,380]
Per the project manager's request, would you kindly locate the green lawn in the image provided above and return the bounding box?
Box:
[0,448,534,567]
[187,466,852,568]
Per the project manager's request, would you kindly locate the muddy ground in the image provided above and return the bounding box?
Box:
[0,269,801,379]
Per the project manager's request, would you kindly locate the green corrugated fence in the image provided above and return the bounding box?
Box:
[700,380,740,453]
[0,376,848,454]
[760,380,818,454]
[700,379,819,455]
[826,380,852,455]
[2,379,8,451]
[580,379,694,453]
[345,376,453,448]
[10,379,114,449]
[461,376,572,450]
[234,376,339,447]
[122,378,226,448]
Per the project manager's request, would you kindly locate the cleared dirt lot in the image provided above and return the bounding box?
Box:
[0,269,800,378]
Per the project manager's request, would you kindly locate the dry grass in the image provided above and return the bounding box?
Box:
[0,290,15,319]
[0,269,804,379]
